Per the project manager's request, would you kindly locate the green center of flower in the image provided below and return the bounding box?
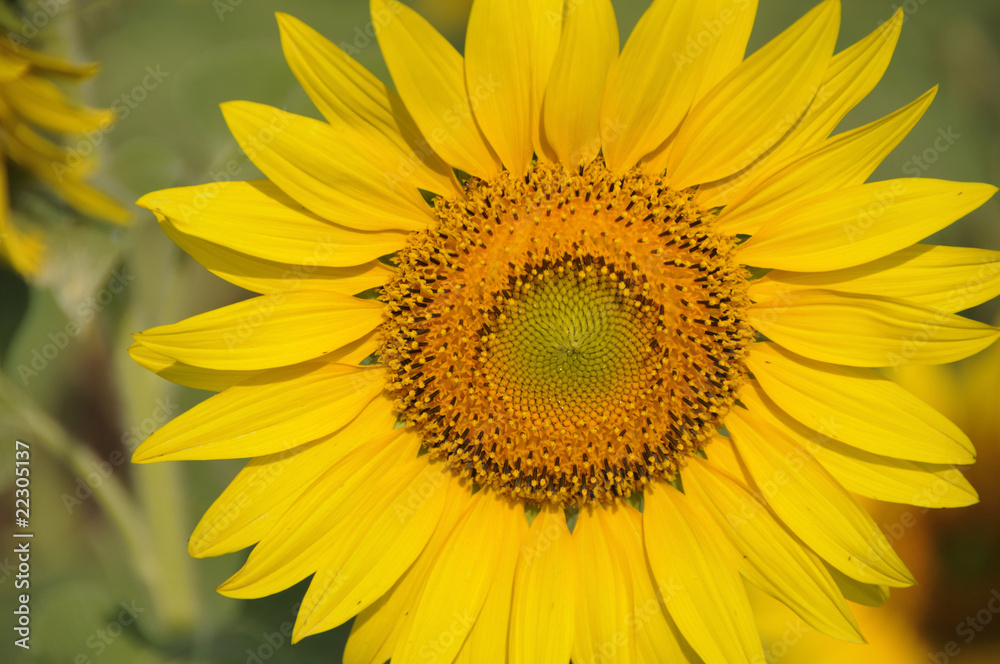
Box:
[379,159,753,507]
[487,256,653,401]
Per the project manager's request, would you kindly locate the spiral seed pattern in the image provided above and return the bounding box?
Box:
[379,159,753,506]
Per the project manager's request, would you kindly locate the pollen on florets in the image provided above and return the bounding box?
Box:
[379,158,753,507]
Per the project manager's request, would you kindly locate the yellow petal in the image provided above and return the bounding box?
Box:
[276,13,460,198]
[527,0,563,161]
[747,288,1000,368]
[138,180,408,268]
[132,363,386,462]
[719,88,936,235]
[600,0,703,174]
[667,0,839,188]
[0,231,44,277]
[219,430,416,599]
[347,579,429,664]
[41,173,130,224]
[603,505,697,663]
[827,565,889,607]
[642,0,759,174]
[8,120,74,165]
[757,244,1000,314]
[703,432,746,480]
[221,101,433,232]
[894,362,966,427]
[293,462,450,639]
[811,439,978,508]
[696,10,902,208]
[690,0,758,104]
[541,0,617,168]
[572,506,636,664]
[394,493,522,664]
[510,507,576,664]
[5,123,130,223]
[1,44,98,78]
[644,483,763,664]
[133,291,383,371]
[454,505,528,664]
[343,485,473,664]
[129,332,377,393]
[0,54,28,80]
[685,457,863,642]
[188,395,398,557]
[372,0,500,179]
[768,9,903,162]
[464,0,536,174]
[129,341,262,392]
[727,386,915,587]
[158,219,394,296]
[2,75,113,132]
[737,179,998,271]
[0,167,44,276]
[746,342,974,464]
[128,330,380,392]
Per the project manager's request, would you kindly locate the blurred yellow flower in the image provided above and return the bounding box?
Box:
[0,38,128,277]
[131,1,999,662]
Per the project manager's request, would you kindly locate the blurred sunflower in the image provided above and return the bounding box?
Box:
[131,0,1000,662]
[0,34,128,276]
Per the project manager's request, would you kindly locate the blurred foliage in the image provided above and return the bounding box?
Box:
[1,0,999,662]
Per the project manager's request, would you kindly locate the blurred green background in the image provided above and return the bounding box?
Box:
[1,0,999,662]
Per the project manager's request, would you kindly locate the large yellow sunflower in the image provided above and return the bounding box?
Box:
[0,37,128,276]
[131,1,1000,661]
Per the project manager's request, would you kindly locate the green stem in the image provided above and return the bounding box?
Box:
[115,217,205,639]
[0,372,165,625]
[131,458,202,636]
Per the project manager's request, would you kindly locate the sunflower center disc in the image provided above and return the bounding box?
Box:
[380,159,753,507]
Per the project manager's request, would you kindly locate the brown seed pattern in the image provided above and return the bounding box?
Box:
[379,159,753,506]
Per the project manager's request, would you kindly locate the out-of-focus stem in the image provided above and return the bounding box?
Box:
[0,372,170,627]
[117,217,205,639]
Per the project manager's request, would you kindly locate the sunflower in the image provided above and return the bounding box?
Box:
[131,0,1000,661]
[0,36,128,276]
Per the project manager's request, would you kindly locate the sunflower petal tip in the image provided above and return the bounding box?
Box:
[131,446,156,464]
[76,61,101,77]
[275,11,301,33]
[218,100,253,121]
[135,190,164,211]
[187,540,210,559]
[215,570,250,596]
